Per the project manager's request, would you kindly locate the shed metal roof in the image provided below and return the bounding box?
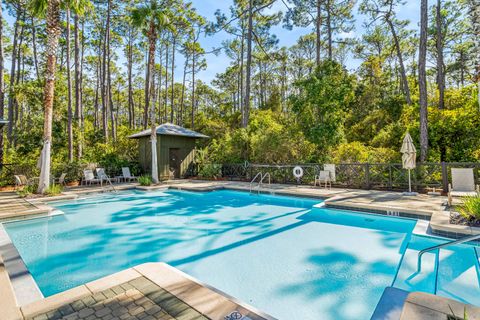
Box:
[0,119,8,129]
[128,123,209,139]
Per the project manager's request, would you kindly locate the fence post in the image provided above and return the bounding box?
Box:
[388,165,393,190]
[441,162,448,192]
[365,163,371,189]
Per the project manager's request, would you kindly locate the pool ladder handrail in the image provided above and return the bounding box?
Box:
[102,176,117,193]
[249,172,271,193]
[417,233,480,272]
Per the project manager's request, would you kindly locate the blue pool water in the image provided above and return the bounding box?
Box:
[4,189,480,320]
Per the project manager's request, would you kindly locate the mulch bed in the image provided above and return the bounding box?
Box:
[450,211,480,227]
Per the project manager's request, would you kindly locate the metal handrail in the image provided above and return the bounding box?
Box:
[101,176,117,193]
[259,172,271,187]
[417,233,480,272]
[250,172,263,193]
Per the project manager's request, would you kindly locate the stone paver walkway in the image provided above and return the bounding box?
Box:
[29,277,207,320]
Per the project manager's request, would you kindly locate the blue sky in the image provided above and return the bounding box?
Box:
[2,0,421,84]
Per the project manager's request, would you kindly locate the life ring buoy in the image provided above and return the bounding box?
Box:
[293,166,304,178]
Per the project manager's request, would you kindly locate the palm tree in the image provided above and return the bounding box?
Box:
[33,0,90,193]
[131,0,169,184]
[37,0,62,194]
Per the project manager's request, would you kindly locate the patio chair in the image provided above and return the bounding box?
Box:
[53,173,67,186]
[314,170,332,189]
[324,164,336,182]
[121,167,138,182]
[448,168,480,206]
[96,168,118,185]
[14,175,33,189]
[82,169,101,186]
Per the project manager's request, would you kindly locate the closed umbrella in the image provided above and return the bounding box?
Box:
[401,132,417,195]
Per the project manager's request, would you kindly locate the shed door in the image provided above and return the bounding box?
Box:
[169,148,181,178]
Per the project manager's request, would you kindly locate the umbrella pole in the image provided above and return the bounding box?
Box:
[408,169,412,193]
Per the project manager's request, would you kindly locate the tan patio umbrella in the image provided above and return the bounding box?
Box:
[401,132,417,194]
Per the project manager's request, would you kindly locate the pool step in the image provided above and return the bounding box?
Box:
[370,287,409,320]
[393,236,480,307]
[436,246,480,306]
[393,241,437,294]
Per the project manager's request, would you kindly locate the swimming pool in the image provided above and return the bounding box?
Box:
[4,189,480,320]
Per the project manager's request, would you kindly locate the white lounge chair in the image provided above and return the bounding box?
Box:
[53,173,67,186]
[314,170,331,189]
[96,168,118,185]
[448,168,480,206]
[14,175,36,189]
[324,164,336,182]
[121,167,138,182]
[82,169,101,185]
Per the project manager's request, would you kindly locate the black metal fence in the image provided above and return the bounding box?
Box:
[187,162,480,193]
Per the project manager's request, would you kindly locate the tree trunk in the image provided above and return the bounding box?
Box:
[100,1,111,141]
[436,0,445,110]
[157,42,163,124]
[387,18,412,105]
[66,8,73,162]
[7,8,21,142]
[147,22,159,184]
[316,0,322,66]
[164,42,169,122]
[74,14,83,159]
[143,45,150,129]
[170,36,176,123]
[94,42,100,128]
[107,8,116,142]
[191,50,196,129]
[101,5,109,142]
[419,0,429,161]
[127,26,134,128]
[38,0,61,194]
[326,0,332,60]
[0,1,4,163]
[31,17,40,82]
[239,19,245,116]
[179,55,189,126]
[469,0,480,109]
[243,0,253,128]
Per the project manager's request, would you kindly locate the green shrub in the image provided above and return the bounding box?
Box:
[45,184,63,196]
[458,195,480,221]
[138,175,153,186]
[51,161,84,183]
[17,184,36,198]
[198,164,222,179]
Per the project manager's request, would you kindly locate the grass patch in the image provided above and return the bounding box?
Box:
[45,184,64,196]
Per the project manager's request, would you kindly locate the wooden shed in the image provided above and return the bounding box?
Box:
[129,123,208,180]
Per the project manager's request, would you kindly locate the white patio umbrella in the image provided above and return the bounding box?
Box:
[401,132,417,195]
